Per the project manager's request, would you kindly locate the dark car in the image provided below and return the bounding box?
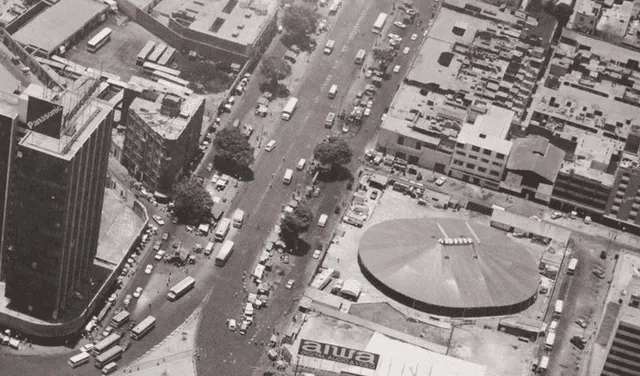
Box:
[570,335,586,350]
[600,250,607,259]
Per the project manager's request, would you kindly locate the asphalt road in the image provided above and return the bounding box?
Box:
[0,1,437,375]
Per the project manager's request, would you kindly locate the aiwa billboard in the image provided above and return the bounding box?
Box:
[26,96,63,139]
[298,339,380,370]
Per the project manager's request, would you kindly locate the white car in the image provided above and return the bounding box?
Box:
[154,250,165,261]
[364,108,371,117]
[133,287,143,299]
[435,177,447,186]
[365,69,372,78]
[403,46,410,54]
[551,212,563,220]
[313,249,322,259]
[285,279,295,289]
[123,294,132,308]
[108,293,117,303]
[145,264,153,275]
[393,21,406,29]
[152,215,165,226]
[366,100,373,109]
[411,33,418,41]
[228,319,237,331]
[80,343,95,353]
[207,163,214,172]
[388,33,401,41]
[393,65,401,73]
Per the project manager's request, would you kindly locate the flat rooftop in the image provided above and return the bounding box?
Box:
[457,105,514,155]
[128,75,194,98]
[96,189,145,266]
[18,82,113,160]
[129,94,203,140]
[11,0,106,54]
[160,0,278,47]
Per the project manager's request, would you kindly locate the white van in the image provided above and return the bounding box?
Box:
[204,242,214,256]
[265,140,276,152]
[297,158,306,170]
[318,214,328,227]
[233,209,244,229]
[283,169,293,185]
[328,84,338,99]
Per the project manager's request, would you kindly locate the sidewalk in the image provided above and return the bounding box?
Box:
[115,306,202,376]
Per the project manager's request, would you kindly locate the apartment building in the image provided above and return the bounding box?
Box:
[600,282,640,375]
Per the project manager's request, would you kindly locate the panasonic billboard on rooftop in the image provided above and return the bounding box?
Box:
[26,96,63,139]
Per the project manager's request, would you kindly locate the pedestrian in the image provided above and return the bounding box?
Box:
[282,156,285,162]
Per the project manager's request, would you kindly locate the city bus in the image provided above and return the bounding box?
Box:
[147,43,167,63]
[94,345,123,368]
[136,41,156,65]
[372,12,388,34]
[152,70,189,87]
[131,315,156,339]
[92,332,121,356]
[87,28,112,53]
[157,47,176,66]
[355,49,366,65]
[68,352,91,368]
[214,218,231,242]
[167,277,195,301]
[110,310,130,329]
[281,97,298,120]
[142,62,181,77]
[215,240,234,266]
[567,257,578,275]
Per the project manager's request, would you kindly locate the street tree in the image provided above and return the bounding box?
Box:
[282,5,318,37]
[212,127,255,177]
[372,47,395,65]
[172,176,213,224]
[313,136,353,170]
[260,56,292,87]
[281,205,314,239]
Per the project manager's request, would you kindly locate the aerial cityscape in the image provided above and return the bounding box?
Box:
[1,0,640,374]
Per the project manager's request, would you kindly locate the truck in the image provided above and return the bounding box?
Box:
[545,332,555,350]
[281,97,298,120]
[553,300,563,318]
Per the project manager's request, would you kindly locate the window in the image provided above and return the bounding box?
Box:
[466,163,475,169]
[415,142,422,150]
[496,153,505,160]
[489,170,500,176]
[482,149,491,156]
[478,167,487,173]
[453,159,463,166]
[397,136,405,145]
[469,155,478,160]
[456,151,466,156]
[471,146,480,152]
[492,161,502,167]
[481,158,489,163]
[456,142,465,148]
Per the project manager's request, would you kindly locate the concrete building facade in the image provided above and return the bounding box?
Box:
[121,88,204,193]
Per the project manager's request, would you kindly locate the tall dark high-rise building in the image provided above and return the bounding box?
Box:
[0,81,114,320]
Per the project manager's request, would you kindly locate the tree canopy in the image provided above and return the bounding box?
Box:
[260,56,292,86]
[212,127,255,176]
[281,205,314,237]
[172,177,213,224]
[282,5,318,37]
[313,136,353,169]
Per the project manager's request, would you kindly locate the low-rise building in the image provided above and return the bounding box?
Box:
[448,105,514,190]
[569,0,601,35]
[121,89,204,193]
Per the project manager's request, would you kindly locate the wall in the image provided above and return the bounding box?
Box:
[3,1,48,35]
[376,127,452,172]
[2,30,64,89]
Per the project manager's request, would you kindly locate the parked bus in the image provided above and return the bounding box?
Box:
[324,39,335,55]
[93,333,121,356]
[214,218,231,242]
[131,315,156,339]
[283,169,293,184]
[136,41,156,65]
[355,49,366,64]
[567,257,578,275]
[553,300,563,318]
[68,352,91,368]
[142,62,181,77]
[147,43,167,63]
[152,70,189,87]
[215,240,234,266]
[167,276,195,301]
[157,47,176,66]
[110,310,130,328]
[87,28,112,53]
[372,12,388,34]
[232,209,244,229]
[281,97,298,120]
[94,345,123,368]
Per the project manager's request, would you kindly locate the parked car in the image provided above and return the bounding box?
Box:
[570,335,586,350]
[152,215,165,226]
[575,319,587,328]
[393,21,406,29]
[313,249,322,259]
[228,319,237,331]
[155,250,166,261]
[411,33,418,41]
[393,65,401,73]
[133,287,143,299]
[592,268,605,279]
[551,212,563,220]
[145,264,154,275]
[162,232,169,241]
[123,294,132,307]
[403,46,410,54]
[436,177,447,186]
[207,163,214,172]
[80,343,95,353]
[108,293,117,303]
[370,190,379,200]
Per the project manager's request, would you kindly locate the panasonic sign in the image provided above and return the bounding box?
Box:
[25,96,63,139]
[27,105,62,130]
[298,339,380,370]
